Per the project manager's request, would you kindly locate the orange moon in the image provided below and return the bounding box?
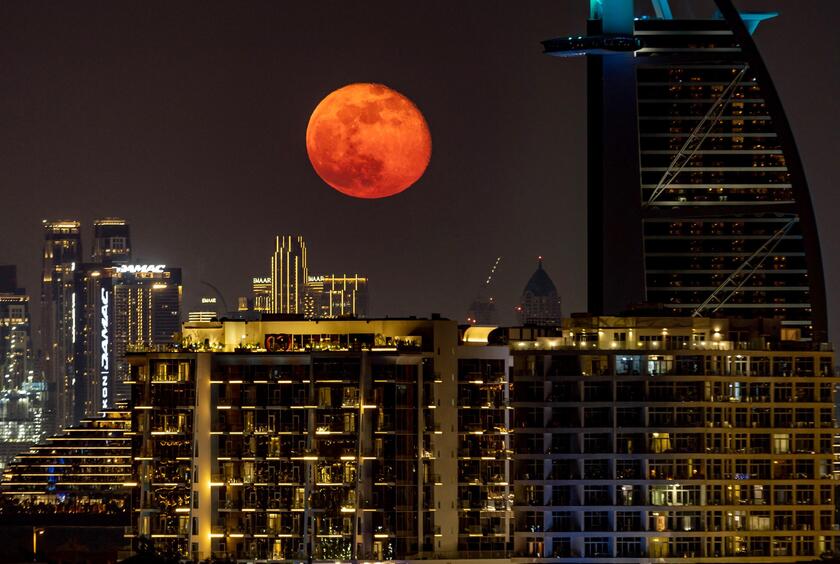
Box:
[306,83,431,199]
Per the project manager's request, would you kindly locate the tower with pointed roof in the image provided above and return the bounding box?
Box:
[517,257,562,326]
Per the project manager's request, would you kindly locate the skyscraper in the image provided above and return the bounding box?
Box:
[304,274,369,318]
[111,264,182,405]
[91,218,132,265]
[74,219,133,419]
[40,220,82,434]
[516,257,561,326]
[73,263,182,418]
[545,0,827,341]
[0,266,44,468]
[270,235,308,315]
[258,236,370,319]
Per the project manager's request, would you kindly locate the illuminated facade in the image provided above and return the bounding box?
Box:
[74,266,117,420]
[252,276,272,313]
[270,236,308,315]
[112,264,182,406]
[128,318,511,561]
[188,296,220,323]
[40,220,82,435]
[509,315,839,561]
[0,410,132,518]
[74,220,132,420]
[74,257,182,418]
[255,236,370,319]
[545,0,827,341]
[0,268,31,391]
[126,314,839,562]
[0,267,44,469]
[303,274,369,318]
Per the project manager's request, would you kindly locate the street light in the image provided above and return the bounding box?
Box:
[32,528,45,562]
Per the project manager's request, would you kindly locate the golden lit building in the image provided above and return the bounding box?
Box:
[254,236,369,318]
[111,264,182,406]
[508,315,839,561]
[126,314,839,562]
[303,274,369,318]
[270,236,308,315]
[252,276,272,313]
[128,317,504,560]
[0,410,132,516]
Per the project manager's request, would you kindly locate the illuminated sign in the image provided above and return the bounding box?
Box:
[100,288,110,409]
[117,264,166,274]
[201,297,217,304]
[265,334,292,352]
[253,277,271,284]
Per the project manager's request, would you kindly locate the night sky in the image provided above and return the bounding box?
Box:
[1,2,838,338]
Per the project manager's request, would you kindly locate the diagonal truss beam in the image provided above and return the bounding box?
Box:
[650,0,673,19]
[691,215,797,317]
[646,65,749,207]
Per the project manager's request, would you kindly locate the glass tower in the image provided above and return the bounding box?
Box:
[40,220,82,434]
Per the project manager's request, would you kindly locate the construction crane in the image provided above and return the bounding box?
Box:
[466,257,502,325]
[484,256,502,289]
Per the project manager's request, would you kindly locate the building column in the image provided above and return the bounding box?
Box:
[191,354,212,558]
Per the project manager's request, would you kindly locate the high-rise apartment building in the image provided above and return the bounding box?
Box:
[0,266,44,468]
[126,314,839,562]
[111,264,182,406]
[508,316,838,561]
[545,0,827,341]
[128,317,508,560]
[270,236,308,315]
[74,219,133,419]
[40,220,82,434]
[68,219,182,418]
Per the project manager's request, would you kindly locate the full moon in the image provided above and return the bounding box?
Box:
[306,83,432,199]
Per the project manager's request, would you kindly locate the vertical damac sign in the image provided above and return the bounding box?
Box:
[100,287,110,409]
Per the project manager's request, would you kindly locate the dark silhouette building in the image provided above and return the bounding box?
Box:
[516,257,561,326]
[91,217,132,265]
[545,0,827,341]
